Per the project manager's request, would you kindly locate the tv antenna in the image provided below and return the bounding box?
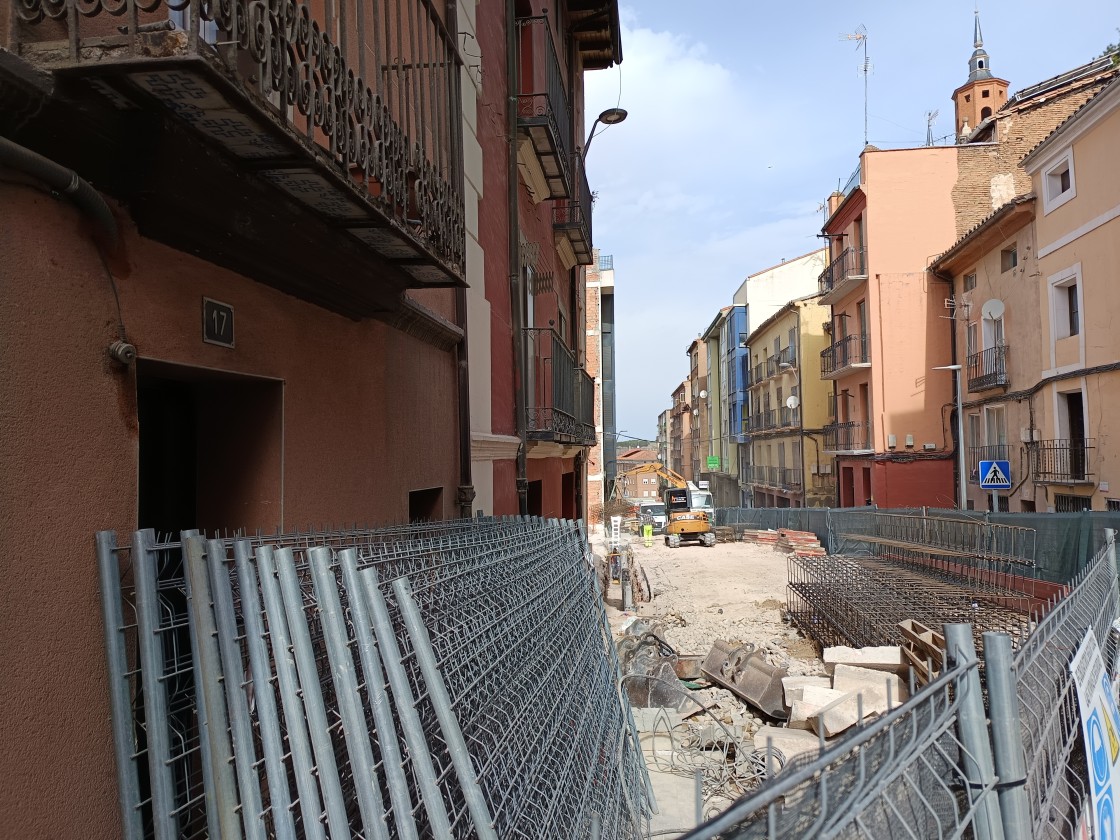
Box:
[926,109,940,146]
[841,25,871,145]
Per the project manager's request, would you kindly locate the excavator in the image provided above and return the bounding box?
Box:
[611,462,716,548]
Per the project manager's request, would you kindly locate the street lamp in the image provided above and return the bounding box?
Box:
[584,107,628,155]
[933,364,966,510]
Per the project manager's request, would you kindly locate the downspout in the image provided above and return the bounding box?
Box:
[0,135,118,248]
[507,0,529,515]
[932,267,960,503]
[449,0,475,520]
[795,313,806,507]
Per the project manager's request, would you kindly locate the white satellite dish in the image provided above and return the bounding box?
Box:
[981,299,1005,320]
[786,395,800,410]
[699,390,708,399]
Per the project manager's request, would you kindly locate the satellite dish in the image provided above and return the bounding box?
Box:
[786,395,800,410]
[699,390,708,399]
[981,299,1005,320]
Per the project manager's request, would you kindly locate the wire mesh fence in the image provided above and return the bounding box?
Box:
[96,517,652,840]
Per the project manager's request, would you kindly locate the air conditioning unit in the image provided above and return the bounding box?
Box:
[818,464,833,475]
[1021,427,1041,443]
[923,443,937,451]
[810,463,819,475]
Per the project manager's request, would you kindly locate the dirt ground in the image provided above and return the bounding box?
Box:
[599,528,826,676]
[591,525,827,836]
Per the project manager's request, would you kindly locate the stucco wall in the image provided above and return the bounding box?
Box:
[0,181,461,838]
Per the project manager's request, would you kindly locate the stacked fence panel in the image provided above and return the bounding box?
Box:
[96,517,651,839]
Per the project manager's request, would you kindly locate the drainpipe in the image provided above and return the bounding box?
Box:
[0,135,118,248]
[932,267,961,503]
[507,0,529,515]
[448,0,475,520]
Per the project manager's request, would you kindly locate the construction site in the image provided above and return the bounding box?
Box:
[86,501,1120,839]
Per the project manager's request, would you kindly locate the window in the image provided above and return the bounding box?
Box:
[965,94,971,103]
[982,89,990,98]
[967,322,978,358]
[1042,150,1076,214]
[1054,494,1092,513]
[1000,246,1018,273]
[964,272,977,292]
[1107,499,1120,512]
[1067,285,1080,336]
[1050,268,1082,342]
[1021,500,1036,512]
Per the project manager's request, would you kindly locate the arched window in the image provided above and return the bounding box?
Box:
[981,106,992,120]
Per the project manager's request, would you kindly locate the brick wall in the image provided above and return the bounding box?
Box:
[954,83,1112,236]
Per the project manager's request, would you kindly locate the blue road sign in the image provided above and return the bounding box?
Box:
[979,459,1012,490]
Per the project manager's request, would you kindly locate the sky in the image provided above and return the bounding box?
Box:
[583,2,1118,441]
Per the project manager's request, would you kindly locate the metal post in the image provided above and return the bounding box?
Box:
[232,541,296,840]
[955,368,967,510]
[394,576,499,840]
[360,566,454,837]
[337,549,419,840]
[308,547,391,840]
[944,623,1004,840]
[982,632,1032,840]
[95,531,145,840]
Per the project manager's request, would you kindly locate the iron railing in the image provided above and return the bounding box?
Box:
[14,0,466,279]
[1032,438,1094,483]
[817,247,867,300]
[553,152,593,264]
[841,162,861,197]
[968,444,1012,482]
[516,16,573,199]
[777,406,799,428]
[967,344,1010,391]
[823,420,872,452]
[525,327,595,446]
[820,333,870,378]
[598,253,614,271]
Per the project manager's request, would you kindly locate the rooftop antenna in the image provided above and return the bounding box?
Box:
[841,25,870,145]
[925,109,940,146]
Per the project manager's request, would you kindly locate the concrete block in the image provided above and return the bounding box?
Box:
[782,675,833,707]
[788,686,847,729]
[809,691,870,738]
[754,725,822,769]
[823,645,907,675]
[831,663,909,704]
[631,707,682,733]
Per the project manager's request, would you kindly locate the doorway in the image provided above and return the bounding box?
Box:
[409,487,444,522]
[137,361,283,536]
[527,480,543,517]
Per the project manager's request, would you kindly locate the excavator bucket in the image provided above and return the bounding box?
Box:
[701,639,789,720]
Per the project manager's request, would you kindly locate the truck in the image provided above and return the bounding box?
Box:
[610,462,715,548]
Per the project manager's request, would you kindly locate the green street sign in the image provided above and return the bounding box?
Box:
[706,456,720,470]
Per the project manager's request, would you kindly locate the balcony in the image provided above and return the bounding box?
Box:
[747,465,802,491]
[1032,439,1095,484]
[516,16,573,200]
[967,445,1011,483]
[553,153,594,265]
[821,334,871,380]
[967,345,1009,392]
[823,421,873,454]
[818,247,868,305]
[10,0,466,317]
[525,328,596,446]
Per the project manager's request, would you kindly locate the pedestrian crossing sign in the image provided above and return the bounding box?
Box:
[979,459,1012,490]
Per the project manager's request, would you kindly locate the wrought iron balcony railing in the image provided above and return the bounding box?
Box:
[967,444,1011,483]
[778,406,800,428]
[747,465,802,490]
[13,0,467,309]
[821,334,871,379]
[524,327,595,446]
[1032,439,1095,484]
[818,247,868,304]
[553,152,593,264]
[516,16,573,199]
[823,421,873,453]
[752,361,766,385]
[967,345,1009,392]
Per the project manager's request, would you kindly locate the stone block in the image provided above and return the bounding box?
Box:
[754,725,822,770]
[823,645,908,675]
[831,663,909,704]
[781,675,832,707]
[809,691,872,738]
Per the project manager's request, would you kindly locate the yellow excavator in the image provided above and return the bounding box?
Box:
[611,462,715,548]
